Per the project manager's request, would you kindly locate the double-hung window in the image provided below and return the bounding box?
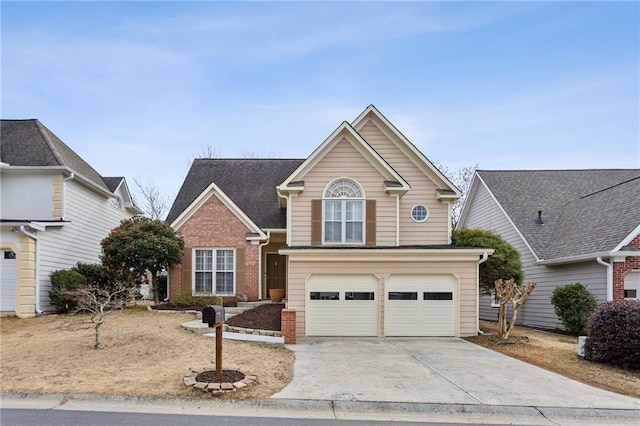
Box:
[323,179,364,244]
[194,248,235,295]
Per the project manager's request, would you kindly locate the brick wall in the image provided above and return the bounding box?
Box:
[612,234,640,301]
[168,193,260,300]
[281,308,296,344]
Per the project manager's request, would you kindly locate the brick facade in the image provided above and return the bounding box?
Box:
[168,193,260,301]
[281,308,296,344]
[612,234,640,301]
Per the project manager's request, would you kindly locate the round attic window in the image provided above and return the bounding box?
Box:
[411,205,428,222]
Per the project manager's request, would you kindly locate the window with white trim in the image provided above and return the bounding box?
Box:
[194,248,235,295]
[411,205,428,222]
[490,291,500,308]
[323,179,364,244]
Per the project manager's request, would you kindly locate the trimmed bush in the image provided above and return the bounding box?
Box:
[169,294,238,308]
[451,228,523,294]
[49,269,87,313]
[550,282,597,335]
[584,300,640,370]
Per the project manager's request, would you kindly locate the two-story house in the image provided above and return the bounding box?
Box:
[0,119,141,317]
[166,105,492,338]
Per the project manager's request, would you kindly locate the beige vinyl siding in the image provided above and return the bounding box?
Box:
[290,137,396,246]
[358,120,449,245]
[461,181,607,330]
[287,258,478,337]
[37,179,134,311]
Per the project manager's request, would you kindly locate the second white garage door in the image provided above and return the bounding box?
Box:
[385,275,458,337]
[306,275,379,336]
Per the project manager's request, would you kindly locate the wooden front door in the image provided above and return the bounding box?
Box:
[266,254,286,296]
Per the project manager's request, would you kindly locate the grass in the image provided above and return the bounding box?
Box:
[465,320,640,399]
[3,311,639,401]
[0,307,294,399]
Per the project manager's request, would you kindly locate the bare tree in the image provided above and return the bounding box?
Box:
[199,144,221,158]
[433,162,477,227]
[241,149,276,158]
[495,278,536,339]
[64,283,136,349]
[134,178,170,221]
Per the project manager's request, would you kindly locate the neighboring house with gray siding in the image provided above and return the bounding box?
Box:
[0,119,142,317]
[458,169,640,330]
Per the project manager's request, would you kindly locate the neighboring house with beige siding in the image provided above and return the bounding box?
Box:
[458,170,640,330]
[167,105,492,338]
[0,119,141,317]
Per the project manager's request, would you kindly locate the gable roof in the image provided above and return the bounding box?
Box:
[278,120,410,193]
[474,169,640,261]
[351,105,461,198]
[0,119,109,191]
[102,176,124,192]
[166,158,305,228]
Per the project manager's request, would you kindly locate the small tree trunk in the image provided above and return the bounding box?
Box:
[151,268,160,305]
[94,317,104,349]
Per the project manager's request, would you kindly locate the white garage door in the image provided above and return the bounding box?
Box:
[306,275,379,336]
[1,249,17,312]
[385,275,457,337]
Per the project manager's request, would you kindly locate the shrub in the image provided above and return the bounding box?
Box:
[550,282,597,335]
[584,300,640,370]
[49,269,87,313]
[169,294,238,308]
[451,228,523,294]
[73,263,114,288]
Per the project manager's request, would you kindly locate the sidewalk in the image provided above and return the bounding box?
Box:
[2,392,640,425]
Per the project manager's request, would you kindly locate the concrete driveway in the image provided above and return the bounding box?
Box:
[271,337,640,410]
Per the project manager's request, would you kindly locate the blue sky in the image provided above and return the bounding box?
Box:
[2,1,639,208]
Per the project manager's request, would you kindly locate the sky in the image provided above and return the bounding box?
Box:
[2,1,639,214]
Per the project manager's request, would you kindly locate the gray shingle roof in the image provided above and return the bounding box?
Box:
[166,158,305,228]
[0,119,109,191]
[102,177,124,192]
[478,169,640,260]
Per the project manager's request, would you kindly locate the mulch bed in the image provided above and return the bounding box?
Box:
[226,303,284,331]
[196,369,245,383]
[152,303,210,311]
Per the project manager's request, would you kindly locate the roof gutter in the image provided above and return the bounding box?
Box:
[596,257,613,301]
[537,250,640,266]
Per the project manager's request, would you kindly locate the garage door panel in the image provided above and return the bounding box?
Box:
[385,275,457,337]
[306,275,379,336]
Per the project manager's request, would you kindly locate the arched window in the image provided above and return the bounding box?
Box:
[323,179,364,244]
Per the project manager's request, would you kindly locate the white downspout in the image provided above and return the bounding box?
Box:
[477,252,489,334]
[257,231,271,300]
[286,195,292,246]
[596,257,613,301]
[62,172,75,220]
[19,226,42,315]
[395,195,400,246]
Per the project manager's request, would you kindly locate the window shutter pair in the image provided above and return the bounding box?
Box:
[310,199,376,245]
[181,247,245,295]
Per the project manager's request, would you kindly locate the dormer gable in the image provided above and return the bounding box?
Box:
[277,120,410,202]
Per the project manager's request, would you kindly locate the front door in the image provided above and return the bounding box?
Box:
[266,253,286,297]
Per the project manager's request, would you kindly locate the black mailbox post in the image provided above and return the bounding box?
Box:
[202,305,225,327]
[202,305,225,376]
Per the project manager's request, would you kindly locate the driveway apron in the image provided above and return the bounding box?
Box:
[271,337,640,410]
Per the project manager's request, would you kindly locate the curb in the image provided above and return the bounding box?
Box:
[2,392,640,425]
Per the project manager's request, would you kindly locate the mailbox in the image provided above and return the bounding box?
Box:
[202,305,225,326]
